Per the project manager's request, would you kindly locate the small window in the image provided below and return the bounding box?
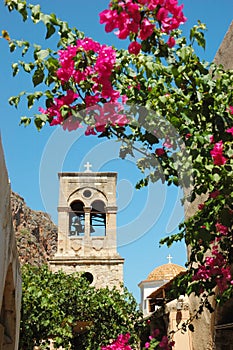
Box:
[83,189,92,198]
[82,272,94,284]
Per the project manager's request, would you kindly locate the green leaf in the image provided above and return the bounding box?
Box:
[20,116,31,126]
[20,62,33,73]
[45,23,56,39]
[159,95,167,104]
[49,13,59,26]
[9,41,16,52]
[145,61,154,72]
[9,95,20,108]
[30,4,41,23]
[36,49,50,60]
[12,63,19,77]
[34,114,49,130]
[189,21,206,49]
[213,173,220,182]
[26,92,43,109]
[17,2,28,21]
[22,43,30,56]
[32,68,45,87]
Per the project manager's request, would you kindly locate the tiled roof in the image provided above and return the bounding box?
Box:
[146,263,185,281]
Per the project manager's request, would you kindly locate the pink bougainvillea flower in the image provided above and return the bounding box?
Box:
[39,90,78,126]
[113,113,129,127]
[209,190,220,198]
[128,20,140,34]
[99,9,118,32]
[209,135,215,143]
[56,45,78,83]
[156,148,166,156]
[167,36,176,48]
[227,105,233,114]
[193,244,232,293]
[121,95,128,104]
[215,222,228,236]
[152,328,160,338]
[77,37,101,52]
[163,137,173,148]
[101,333,132,350]
[125,1,141,23]
[99,0,186,55]
[116,26,130,40]
[159,335,169,349]
[198,203,205,210]
[137,0,148,4]
[85,102,128,136]
[128,41,141,55]
[139,18,155,40]
[210,140,227,165]
[84,94,100,107]
[226,126,233,136]
[50,36,124,135]
[57,38,118,108]
[156,7,169,22]
[169,340,175,348]
[85,126,97,136]
[62,116,81,131]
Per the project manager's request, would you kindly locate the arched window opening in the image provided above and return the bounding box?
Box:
[90,200,106,236]
[69,200,85,236]
[0,264,16,349]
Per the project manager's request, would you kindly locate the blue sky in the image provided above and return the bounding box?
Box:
[0,1,232,301]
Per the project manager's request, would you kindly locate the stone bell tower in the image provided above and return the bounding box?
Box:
[49,164,124,289]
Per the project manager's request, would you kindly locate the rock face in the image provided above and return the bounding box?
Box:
[11,191,57,266]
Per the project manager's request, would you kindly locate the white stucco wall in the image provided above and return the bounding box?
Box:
[139,280,169,316]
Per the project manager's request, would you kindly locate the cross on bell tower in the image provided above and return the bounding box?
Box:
[49,169,124,289]
[84,161,92,172]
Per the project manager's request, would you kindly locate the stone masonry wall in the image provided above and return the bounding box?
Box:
[0,136,21,350]
[185,20,233,350]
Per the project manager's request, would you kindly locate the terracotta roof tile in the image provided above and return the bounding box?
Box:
[146,263,185,281]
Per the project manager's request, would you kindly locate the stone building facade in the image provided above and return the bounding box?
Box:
[50,169,124,289]
[0,137,21,350]
[212,20,233,350]
[183,20,233,350]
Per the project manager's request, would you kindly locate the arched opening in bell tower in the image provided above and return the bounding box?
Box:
[90,200,106,237]
[69,200,85,236]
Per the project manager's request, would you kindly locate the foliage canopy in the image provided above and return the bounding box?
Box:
[20,264,143,350]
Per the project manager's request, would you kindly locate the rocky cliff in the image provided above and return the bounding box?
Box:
[11,191,57,266]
